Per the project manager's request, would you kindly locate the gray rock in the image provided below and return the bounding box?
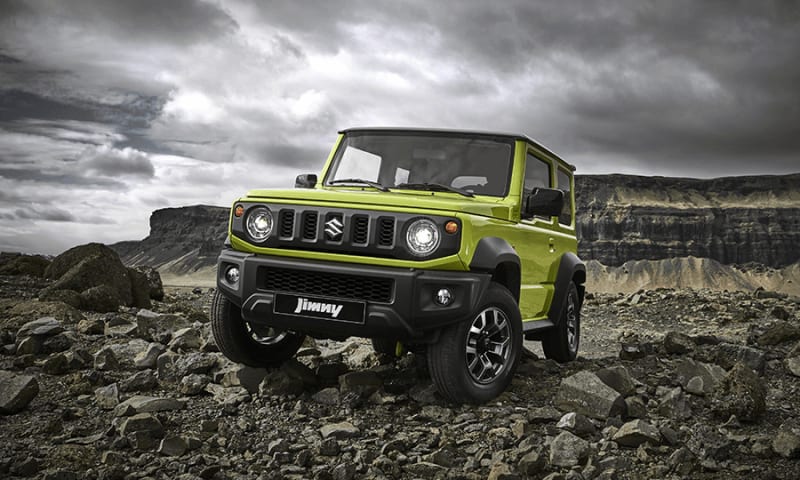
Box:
[119,370,158,392]
[663,331,694,354]
[42,352,70,375]
[77,318,105,335]
[339,371,382,396]
[168,327,201,351]
[595,365,636,396]
[16,317,64,338]
[94,383,120,409]
[625,396,648,419]
[675,358,726,395]
[667,447,697,476]
[179,374,210,395]
[556,412,596,436]
[786,356,800,377]
[320,421,359,439]
[657,387,692,420]
[518,449,546,476]
[772,430,800,458]
[528,405,564,423]
[685,376,706,395]
[710,362,766,422]
[0,371,39,414]
[487,462,518,480]
[135,343,165,369]
[404,462,446,477]
[221,365,269,394]
[409,383,440,404]
[45,243,133,307]
[311,387,341,405]
[133,266,163,301]
[259,370,305,397]
[554,370,627,420]
[16,336,42,355]
[158,435,188,456]
[64,349,93,370]
[714,343,766,375]
[319,438,340,456]
[550,431,590,467]
[127,267,151,310]
[612,419,661,447]
[94,346,119,371]
[80,285,122,313]
[119,412,164,437]
[278,358,317,388]
[114,395,185,416]
[756,321,800,346]
[204,383,250,406]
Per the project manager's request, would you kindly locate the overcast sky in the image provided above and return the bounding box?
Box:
[1,0,799,254]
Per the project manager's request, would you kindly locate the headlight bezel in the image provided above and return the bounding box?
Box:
[245,206,275,242]
[405,218,441,257]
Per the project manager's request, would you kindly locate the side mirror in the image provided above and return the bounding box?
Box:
[523,188,565,218]
[295,174,317,188]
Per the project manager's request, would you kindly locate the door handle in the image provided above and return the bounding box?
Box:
[548,237,556,253]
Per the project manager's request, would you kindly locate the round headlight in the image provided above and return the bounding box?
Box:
[246,207,274,241]
[406,219,440,257]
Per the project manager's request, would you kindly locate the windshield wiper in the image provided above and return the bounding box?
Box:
[394,182,474,198]
[329,178,390,192]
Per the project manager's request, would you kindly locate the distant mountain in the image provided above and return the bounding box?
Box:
[110,173,800,291]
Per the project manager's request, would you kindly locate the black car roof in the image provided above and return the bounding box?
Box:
[339,127,576,171]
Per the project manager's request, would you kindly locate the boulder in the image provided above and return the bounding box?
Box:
[80,285,121,313]
[45,243,134,307]
[556,412,596,436]
[0,253,50,276]
[657,387,692,420]
[674,358,726,395]
[16,317,64,339]
[133,266,164,301]
[612,420,662,447]
[0,371,39,414]
[663,331,694,354]
[127,267,151,309]
[554,370,627,420]
[756,321,800,346]
[320,421,360,439]
[772,430,800,459]
[119,412,164,437]
[549,431,590,467]
[114,395,185,416]
[38,289,82,308]
[595,365,637,396]
[786,341,800,377]
[221,365,269,394]
[714,343,766,375]
[711,362,766,422]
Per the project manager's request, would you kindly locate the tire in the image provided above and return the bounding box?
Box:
[211,290,305,368]
[372,338,402,357]
[542,281,580,362]
[427,283,522,404]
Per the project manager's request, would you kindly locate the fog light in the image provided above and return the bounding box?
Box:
[225,266,240,284]
[435,288,453,306]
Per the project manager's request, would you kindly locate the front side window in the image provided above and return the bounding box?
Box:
[325,132,515,197]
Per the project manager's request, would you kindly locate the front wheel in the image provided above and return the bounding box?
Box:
[427,283,522,404]
[542,281,581,362]
[211,290,305,368]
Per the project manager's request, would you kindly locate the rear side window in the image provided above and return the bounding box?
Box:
[524,153,551,196]
[557,168,573,226]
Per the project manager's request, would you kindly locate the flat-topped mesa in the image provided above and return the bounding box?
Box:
[576,173,800,267]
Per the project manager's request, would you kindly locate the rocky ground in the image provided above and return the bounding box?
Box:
[2,251,800,479]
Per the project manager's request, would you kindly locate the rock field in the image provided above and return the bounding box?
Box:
[2,248,800,479]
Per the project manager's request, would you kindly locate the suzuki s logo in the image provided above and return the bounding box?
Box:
[324,216,344,240]
[294,297,344,318]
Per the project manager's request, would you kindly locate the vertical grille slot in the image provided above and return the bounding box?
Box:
[352,216,369,245]
[279,209,295,239]
[378,217,395,246]
[302,211,318,240]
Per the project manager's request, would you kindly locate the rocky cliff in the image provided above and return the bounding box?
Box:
[576,173,800,267]
[111,205,228,276]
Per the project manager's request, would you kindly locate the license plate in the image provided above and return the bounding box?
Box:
[273,293,365,324]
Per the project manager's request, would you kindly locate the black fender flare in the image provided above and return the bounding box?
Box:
[469,237,521,302]
[548,252,586,325]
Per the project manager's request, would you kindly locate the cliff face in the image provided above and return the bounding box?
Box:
[111,205,228,274]
[576,174,800,267]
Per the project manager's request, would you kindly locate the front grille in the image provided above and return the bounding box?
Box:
[352,216,369,244]
[378,217,395,246]
[302,212,318,240]
[279,210,294,238]
[261,267,394,303]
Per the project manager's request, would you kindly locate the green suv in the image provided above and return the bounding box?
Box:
[212,128,585,403]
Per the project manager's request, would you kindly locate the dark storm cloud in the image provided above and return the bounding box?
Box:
[0,168,126,188]
[0,0,237,46]
[15,206,76,222]
[258,143,330,170]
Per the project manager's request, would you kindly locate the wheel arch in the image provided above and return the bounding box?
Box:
[548,252,586,325]
[469,237,521,302]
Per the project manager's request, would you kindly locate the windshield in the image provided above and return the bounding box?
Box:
[324,132,515,197]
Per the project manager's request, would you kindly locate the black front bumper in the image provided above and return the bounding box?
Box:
[216,249,490,341]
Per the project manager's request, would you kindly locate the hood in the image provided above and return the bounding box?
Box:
[243,187,514,219]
